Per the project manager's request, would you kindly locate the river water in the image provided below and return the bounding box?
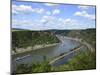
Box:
[12,35,87,70]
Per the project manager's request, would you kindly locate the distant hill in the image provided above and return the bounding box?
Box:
[12,30,60,53]
[12,28,96,48]
[55,28,96,48]
[12,28,30,31]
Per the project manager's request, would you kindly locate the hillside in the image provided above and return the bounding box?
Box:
[54,28,96,48]
[12,28,96,53]
[13,28,96,73]
[65,28,96,48]
[12,30,59,53]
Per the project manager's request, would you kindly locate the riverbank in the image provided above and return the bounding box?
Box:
[12,43,59,55]
[56,35,94,52]
[65,37,94,52]
[49,45,83,65]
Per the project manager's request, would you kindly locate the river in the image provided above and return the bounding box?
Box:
[12,35,87,70]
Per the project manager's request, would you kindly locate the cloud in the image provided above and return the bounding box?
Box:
[42,15,55,20]
[52,9,60,15]
[58,18,77,25]
[63,18,78,25]
[64,19,71,22]
[74,11,95,20]
[12,19,45,30]
[46,9,60,15]
[46,11,51,15]
[13,16,93,30]
[58,18,78,26]
[12,19,33,27]
[40,15,55,24]
[40,16,78,28]
[56,18,80,29]
[33,8,45,14]
[44,3,59,6]
[12,4,61,16]
[12,4,33,12]
[78,6,90,10]
[12,4,45,14]
[12,9,18,14]
[13,15,57,30]
[58,18,94,29]
[58,18,63,21]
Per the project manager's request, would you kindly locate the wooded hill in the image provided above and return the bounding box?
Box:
[54,28,96,48]
[12,30,59,52]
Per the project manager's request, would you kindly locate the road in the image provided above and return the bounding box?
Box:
[49,45,83,64]
[49,35,94,65]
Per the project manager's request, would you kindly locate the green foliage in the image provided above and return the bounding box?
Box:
[12,30,32,49]
[52,29,96,71]
[81,29,96,48]
[32,61,51,73]
[52,50,96,71]
[54,28,96,48]
[72,51,96,70]
[13,29,96,74]
[15,50,96,74]
[65,28,96,48]
[16,64,32,74]
[12,30,59,52]
[16,61,51,74]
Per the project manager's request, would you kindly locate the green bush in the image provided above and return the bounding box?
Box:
[53,50,96,71]
[15,50,96,74]
[16,61,51,74]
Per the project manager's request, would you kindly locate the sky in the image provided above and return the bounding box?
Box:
[12,1,96,30]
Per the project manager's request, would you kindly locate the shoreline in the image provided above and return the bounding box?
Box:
[12,43,60,55]
[49,45,83,65]
[56,35,94,52]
